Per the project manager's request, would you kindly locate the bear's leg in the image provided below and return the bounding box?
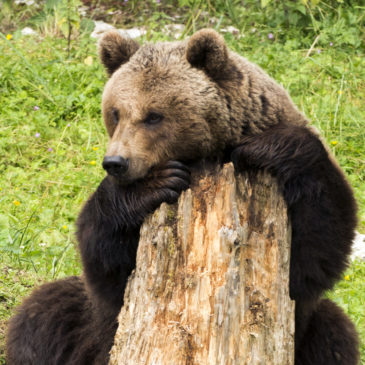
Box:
[75,161,190,361]
[6,276,94,365]
[231,124,359,360]
[7,161,190,365]
[77,161,191,314]
[295,299,359,365]
[231,124,357,299]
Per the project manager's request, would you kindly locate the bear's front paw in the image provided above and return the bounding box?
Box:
[144,161,191,206]
[117,161,190,226]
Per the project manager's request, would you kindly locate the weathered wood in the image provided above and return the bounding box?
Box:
[109,163,295,365]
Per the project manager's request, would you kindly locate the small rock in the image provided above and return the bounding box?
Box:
[118,27,146,39]
[91,21,145,39]
[91,20,115,39]
[208,17,219,25]
[221,26,240,35]
[15,0,35,5]
[21,27,37,36]
[351,231,365,261]
[163,24,185,39]
[78,6,88,17]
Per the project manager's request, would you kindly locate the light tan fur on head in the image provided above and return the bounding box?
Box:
[99,29,308,183]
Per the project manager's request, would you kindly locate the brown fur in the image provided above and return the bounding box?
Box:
[98,28,360,364]
[6,29,359,365]
[101,29,308,183]
[99,30,140,75]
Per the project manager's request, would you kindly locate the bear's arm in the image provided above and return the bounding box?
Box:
[76,179,139,314]
[77,162,190,314]
[232,124,357,301]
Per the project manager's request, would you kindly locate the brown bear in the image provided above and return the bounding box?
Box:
[6,29,359,365]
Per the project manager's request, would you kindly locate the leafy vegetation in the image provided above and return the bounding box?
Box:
[0,0,364,363]
[327,259,365,362]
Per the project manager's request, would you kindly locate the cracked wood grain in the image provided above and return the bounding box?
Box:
[109,162,295,365]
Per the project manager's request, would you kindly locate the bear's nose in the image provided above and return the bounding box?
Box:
[102,156,129,177]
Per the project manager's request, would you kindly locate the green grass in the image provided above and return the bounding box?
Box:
[327,260,365,362]
[0,1,364,363]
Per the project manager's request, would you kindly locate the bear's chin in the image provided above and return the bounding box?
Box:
[108,174,141,187]
[107,166,151,186]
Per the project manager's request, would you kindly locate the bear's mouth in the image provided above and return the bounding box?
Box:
[109,174,138,186]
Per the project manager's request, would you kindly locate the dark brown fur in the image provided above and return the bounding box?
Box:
[6,29,359,364]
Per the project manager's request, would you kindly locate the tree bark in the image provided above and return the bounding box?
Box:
[109,162,295,365]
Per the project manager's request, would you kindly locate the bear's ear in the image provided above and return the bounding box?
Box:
[186,29,228,78]
[99,30,140,76]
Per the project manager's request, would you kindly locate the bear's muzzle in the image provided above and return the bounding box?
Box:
[102,155,129,177]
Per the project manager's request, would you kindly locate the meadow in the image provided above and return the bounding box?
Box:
[0,0,364,363]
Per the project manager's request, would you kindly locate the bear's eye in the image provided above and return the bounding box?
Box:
[112,108,119,125]
[144,112,164,126]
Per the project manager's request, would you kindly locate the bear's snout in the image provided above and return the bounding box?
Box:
[102,155,129,177]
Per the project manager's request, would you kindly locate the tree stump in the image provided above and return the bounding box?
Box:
[109,163,295,365]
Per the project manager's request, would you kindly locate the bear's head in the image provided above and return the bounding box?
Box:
[99,29,243,184]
